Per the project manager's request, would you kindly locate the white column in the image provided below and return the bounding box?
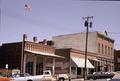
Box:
[33,55,37,75]
[52,58,55,75]
[23,54,27,74]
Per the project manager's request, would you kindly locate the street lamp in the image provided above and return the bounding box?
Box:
[82,16,93,80]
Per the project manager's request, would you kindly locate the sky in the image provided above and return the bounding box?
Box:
[0,0,120,49]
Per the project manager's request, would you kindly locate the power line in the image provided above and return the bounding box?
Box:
[107,32,120,35]
[90,30,120,35]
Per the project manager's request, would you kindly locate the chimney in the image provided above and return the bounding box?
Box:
[43,39,47,45]
[33,36,37,43]
[47,41,54,46]
[23,34,27,41]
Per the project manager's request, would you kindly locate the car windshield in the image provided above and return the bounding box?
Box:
[93,72,102,75]
[44,72,50,75]
[12,73,30,78]
[25,73,30,76]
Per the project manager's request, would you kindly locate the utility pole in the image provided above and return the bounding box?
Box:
[21,34,27,73]
[82,16,93,80]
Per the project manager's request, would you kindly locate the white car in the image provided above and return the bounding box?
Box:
[11,73,44,81]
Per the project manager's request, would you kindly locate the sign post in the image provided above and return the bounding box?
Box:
[5,64,8,76]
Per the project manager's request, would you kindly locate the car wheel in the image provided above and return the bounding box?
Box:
[27,79,33,81]
[93,77,96,80]
[59,78,65,81]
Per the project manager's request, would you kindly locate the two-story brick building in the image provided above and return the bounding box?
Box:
[0,32,115,77]
[55,48,96,78]
[53,31,114,73]
[114,50,120,71]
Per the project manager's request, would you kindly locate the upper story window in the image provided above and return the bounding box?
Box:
[102,44,104,55]
[108,47,110,56]
[111,47,113,56]
[98,43,100,54]
[105,45,107,55]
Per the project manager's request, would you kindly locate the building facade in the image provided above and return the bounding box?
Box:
[0,35,62,75]
[53,31,114,72]
[114,50,120,71]
[55,48,96,78]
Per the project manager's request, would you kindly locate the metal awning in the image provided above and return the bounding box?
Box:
[25,49,64,58]
[71,57,94,68]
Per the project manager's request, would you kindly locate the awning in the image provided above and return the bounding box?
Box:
[71,57,94,68]
[88,58,99,62]
[25,49,64,58]
[88,56,99,61]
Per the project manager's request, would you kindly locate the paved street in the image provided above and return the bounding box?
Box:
[65,79,109,81]
[65,72,120,81]
[65,79,120,81]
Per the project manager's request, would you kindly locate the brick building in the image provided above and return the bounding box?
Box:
[114,50,120,71]
[53,31,114,72]
[55,48,96,78]
[0,35,63,75]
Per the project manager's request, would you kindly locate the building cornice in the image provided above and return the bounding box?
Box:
[97,32,114,43]
[24,41,55,54]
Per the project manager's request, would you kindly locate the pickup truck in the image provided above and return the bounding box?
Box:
[42,70,69,81]
[11,73,43,81]
[10,70,69,81]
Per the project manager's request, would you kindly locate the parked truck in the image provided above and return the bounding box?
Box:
[43,70,69,81]
[10,70,69,81]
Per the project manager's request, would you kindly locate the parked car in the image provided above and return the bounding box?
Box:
[87,72,115,80]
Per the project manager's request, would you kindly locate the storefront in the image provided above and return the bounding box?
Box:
[55,48,95,78]
[22,44,63,75]
[70,55,95,78]
[0,39,64,76]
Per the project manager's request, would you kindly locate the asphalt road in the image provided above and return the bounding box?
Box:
[65,79,108,81]
[65,78,120,81]
[65,72,120,81]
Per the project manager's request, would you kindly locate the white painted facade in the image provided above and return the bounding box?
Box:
[53,32,98,53]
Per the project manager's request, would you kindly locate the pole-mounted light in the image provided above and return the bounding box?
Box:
[84,20,89,27]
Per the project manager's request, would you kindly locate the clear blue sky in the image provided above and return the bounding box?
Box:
[0,0,120,49]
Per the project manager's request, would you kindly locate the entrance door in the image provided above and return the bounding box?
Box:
[36,56,43,75]
[36,63,43,75]
[25,55,34,75]
[26,62,33,75]
[77,67,81,78]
